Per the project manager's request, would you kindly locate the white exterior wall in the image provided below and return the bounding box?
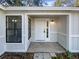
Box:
[69,13,79,52]
[0,6,79,54]
[0,9,5,55]
[57,16,69,50]
[49,19,57,42]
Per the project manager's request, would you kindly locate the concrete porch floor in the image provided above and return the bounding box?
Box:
[27,42,66,53]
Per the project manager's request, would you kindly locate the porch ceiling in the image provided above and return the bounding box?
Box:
[29,15,68,18]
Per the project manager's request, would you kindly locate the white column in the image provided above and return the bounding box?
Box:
[24,14,30,51]
[0,10,5,55]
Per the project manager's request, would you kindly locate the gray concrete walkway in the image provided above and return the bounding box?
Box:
[27,42,65,53]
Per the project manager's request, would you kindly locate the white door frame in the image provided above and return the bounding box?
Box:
[26,13,71,42]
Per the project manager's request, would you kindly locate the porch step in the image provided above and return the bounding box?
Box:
[34,53,56,59]
[50,53,57,57]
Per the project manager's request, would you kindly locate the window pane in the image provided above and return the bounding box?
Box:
[6,16,22,43]
[28,18,31,40]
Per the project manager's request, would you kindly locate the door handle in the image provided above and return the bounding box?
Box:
[44,30,45,33]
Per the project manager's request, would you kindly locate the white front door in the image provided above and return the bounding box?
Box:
[35,18,50,41]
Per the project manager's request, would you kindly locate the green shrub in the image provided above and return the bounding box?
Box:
[66,51,73,59]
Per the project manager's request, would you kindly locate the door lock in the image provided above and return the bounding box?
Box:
[44,30,45,33]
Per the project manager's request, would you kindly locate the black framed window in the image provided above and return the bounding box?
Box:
[46,21,49,38]
[28,18,31,40]
[6,16,22,43]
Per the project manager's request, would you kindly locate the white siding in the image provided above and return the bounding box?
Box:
[57,16,69,50]
[69,13,79,52]
[50,20,57,42]
[0,10,5,55]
